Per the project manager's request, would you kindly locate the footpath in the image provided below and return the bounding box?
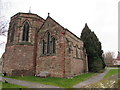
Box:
[1,77,59,88]
[1,68,117,88]
[73,69,110,88]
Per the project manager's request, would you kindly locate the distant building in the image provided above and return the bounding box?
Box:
[2,12,88,78]
[113,52,120,65]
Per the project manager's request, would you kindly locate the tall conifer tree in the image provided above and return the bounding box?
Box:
[80,23,106,72]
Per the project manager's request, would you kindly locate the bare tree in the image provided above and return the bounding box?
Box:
[0,16,8,46]
[0,0,11,35]
[0,0,10,63]
[0,0,9,45]
[0,17,7,36]
[103,51,115,66]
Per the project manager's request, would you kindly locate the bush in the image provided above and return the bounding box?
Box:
[89,57,103,72]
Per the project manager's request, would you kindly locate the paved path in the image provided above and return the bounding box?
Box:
[73,69,110,88]
[106,67,120,69]
[1,67,118,88]
[1,77,59,88]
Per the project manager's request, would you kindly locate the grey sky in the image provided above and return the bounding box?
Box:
[0,0,119,57]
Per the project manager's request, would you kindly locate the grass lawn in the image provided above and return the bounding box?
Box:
[104,69,120,78]
[5,72,96,88]
[1,82,26,88]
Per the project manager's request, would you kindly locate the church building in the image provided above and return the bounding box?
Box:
[2,12,88,78]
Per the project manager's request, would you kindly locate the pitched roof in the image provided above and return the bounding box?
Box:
[38,15,81,40]
[11,12,45,21]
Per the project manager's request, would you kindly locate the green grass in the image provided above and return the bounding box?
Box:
[104,69,120,78]
[5,72,96,88]
[84,72,120,88]
[1,82,26,88]
[84,75,119,88]
[107,67,120,68]
[0,73,2,76]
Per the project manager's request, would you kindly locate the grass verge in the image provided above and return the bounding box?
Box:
[5,72,96,88]
[1,81,27,88]
[104,69,120,78]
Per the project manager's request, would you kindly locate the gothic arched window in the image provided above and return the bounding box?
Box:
[76,46,78,58]
[10,23,15,43]
[22,22,29,41]
[52,37,56,54]
[43,40,45,54]
[47,32,50,54]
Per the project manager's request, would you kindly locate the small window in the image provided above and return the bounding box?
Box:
[76,47,78,58]
[22,22,29,41]
[43,40,45,54]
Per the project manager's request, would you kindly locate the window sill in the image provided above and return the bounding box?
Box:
[17,42,32,45]
[40,53,56,57]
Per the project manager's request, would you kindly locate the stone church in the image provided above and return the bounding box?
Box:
[2,12,88,78]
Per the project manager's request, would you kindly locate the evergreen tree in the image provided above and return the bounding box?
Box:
[80,23,106,72]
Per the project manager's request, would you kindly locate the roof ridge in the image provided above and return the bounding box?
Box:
[11,12,45,21]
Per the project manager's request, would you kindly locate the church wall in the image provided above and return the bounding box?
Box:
[2,45,34,76]
[36,17,66,77]
[7,13,44,46]
[64,30,87,77]
[3,12,88,78]
[2,13,44,76]
[36,17,88,78]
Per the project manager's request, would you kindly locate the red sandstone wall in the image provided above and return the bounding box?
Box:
[3,45,34,76]
[64,30,88,77]
[71,59,84,75]
[36,17,65,77]
[36,16,88,78]
[3,12,88,77]
[7,13,44,45]
[3,13,44,76]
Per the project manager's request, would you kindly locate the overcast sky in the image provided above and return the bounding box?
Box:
[0,0,119,57]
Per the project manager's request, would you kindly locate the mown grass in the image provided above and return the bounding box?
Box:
[5,72,96,88]
[107,67,120,68]
[1,82,26,88]
[104,69,120,78]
